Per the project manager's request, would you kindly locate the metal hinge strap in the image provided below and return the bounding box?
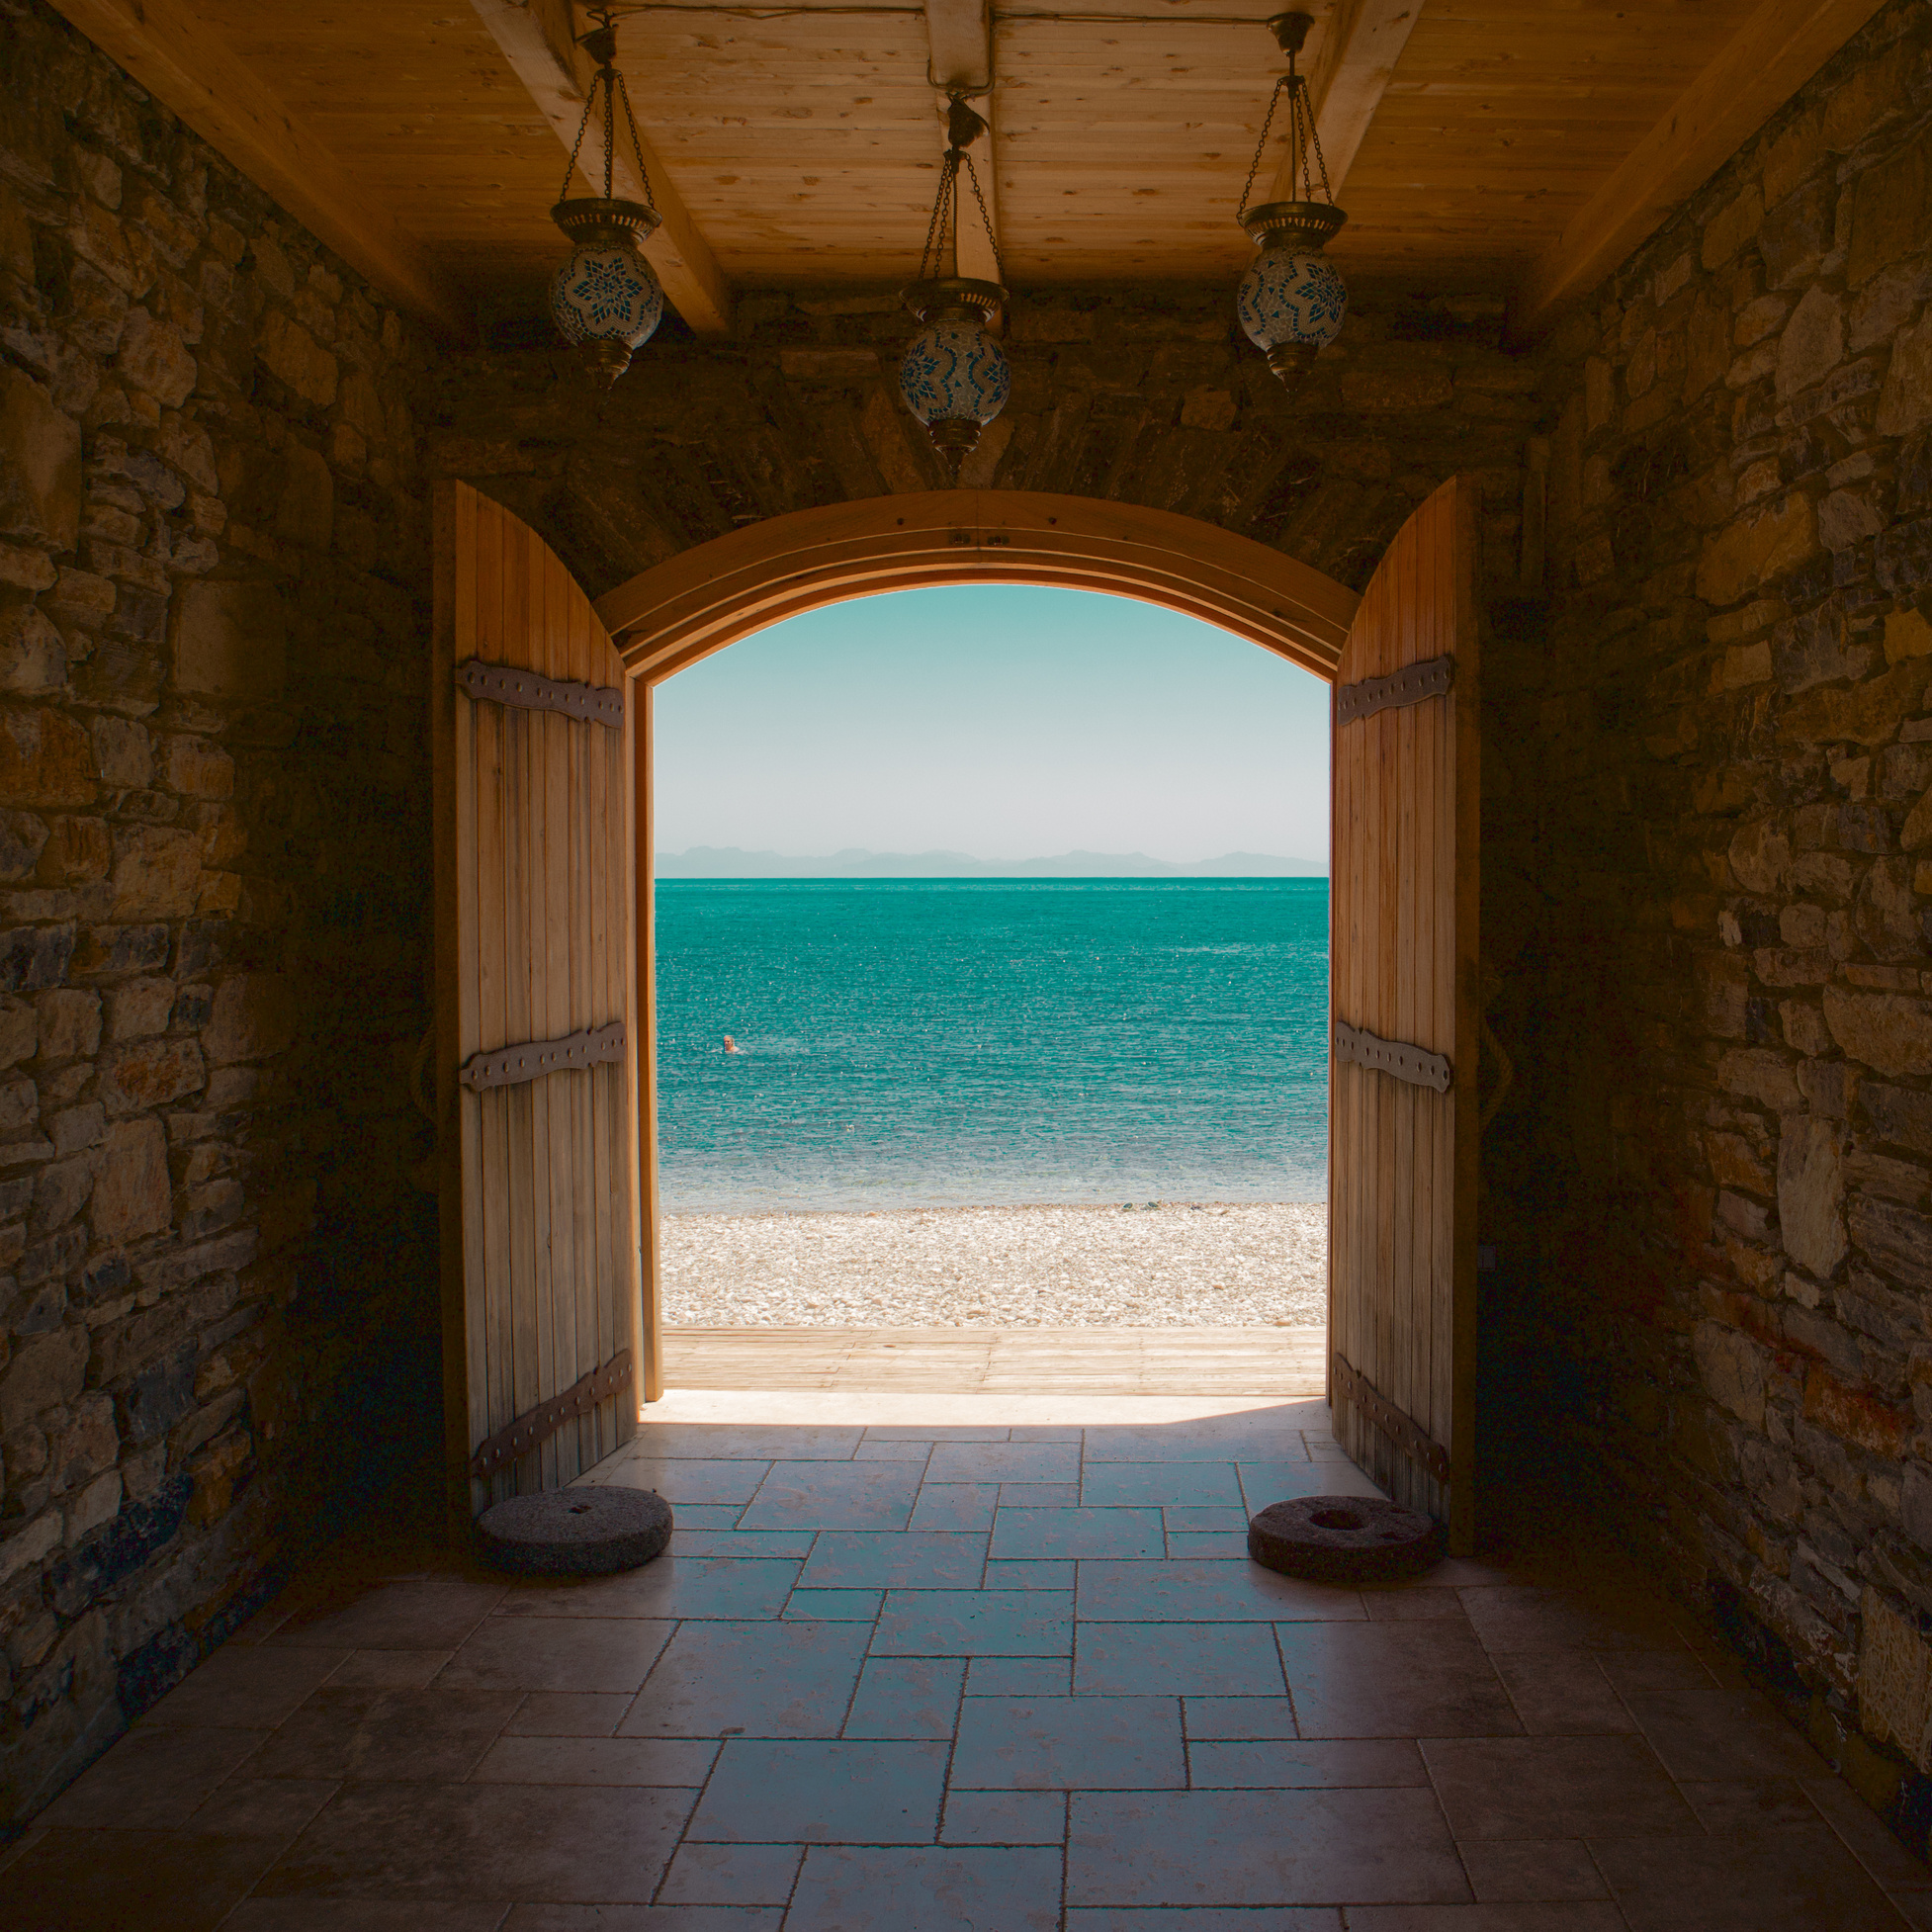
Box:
[1334,1019,1451,1093]
[469,1349,634,1481]
[460,1021,625,1092]
[1337,653,1453,725]
[458,659,624,728]
[1332,1351,1450,1486]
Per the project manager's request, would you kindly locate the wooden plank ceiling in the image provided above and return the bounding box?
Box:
[55,0,1888,338]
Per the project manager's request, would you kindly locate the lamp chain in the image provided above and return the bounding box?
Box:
[556,9,658,209]
[1237,39,1333,220]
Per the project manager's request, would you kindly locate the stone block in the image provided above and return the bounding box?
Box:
[35,817,108,890]
[1886,608,1932,662]
[1877,315,1932,441]
[69,922,168,979]
[97,1038,204,1114]
[104,976,173,1041]
[273,443,334,551]
[1823,986,1932,1079]
[107,823,201,920]
[1702,182,1763,270]
[0,808,49,881]
[0,922,74,995]
[1340,368,1453,412]
[35,990,100,1063]
[1779,659,1928,747]
[1697,495,1818,608]
[0,1511,62,1586]
[1777,1116,1846,1278]
[257,309,337,406]
[0,1326,88,1432]
[168,579,286,700]
[0,368,81,552]
[1846,132,1926,287]
[1696,1320,1768,1428]
[0,592,67,697]
[0,995,37,1070]
[1759,178,1834,292]
[1727,818,1789,892]
[89,715,149,790]
[113,307,195,409]
[0,705,97,809]
[202,973,296,1064]
[91,1116,170,1242]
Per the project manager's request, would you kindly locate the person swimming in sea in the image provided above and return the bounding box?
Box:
[722,1034,744,1055]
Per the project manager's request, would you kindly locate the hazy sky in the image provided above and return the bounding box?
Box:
[652,584,1331,861]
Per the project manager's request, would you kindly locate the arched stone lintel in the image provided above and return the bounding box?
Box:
[595,489,1360,684]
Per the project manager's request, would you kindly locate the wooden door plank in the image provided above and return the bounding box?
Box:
[635,681,660,1405]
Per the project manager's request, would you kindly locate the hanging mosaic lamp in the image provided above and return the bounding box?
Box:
[899,97,1010,471]
[1234,12,1348,395]
[549,9,664,387]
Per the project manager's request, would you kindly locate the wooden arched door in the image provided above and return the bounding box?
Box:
[431,481,647,1517]
[1329,477,1480,1550]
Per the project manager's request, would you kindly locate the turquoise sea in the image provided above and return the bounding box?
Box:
[656,879,1330,1212]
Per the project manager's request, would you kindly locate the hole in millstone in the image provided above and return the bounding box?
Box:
[1309,1509,1363,1531]
[568,1504,593,1514]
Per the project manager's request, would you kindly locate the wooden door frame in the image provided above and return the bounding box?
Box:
[592,489,1360,1403]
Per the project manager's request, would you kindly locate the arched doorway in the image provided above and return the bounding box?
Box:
[433,478,1479,1547]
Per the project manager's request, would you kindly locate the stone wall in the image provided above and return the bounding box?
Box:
[1516,0,1932,1843]
[430,280,1541,604]
[0,0,436,1825]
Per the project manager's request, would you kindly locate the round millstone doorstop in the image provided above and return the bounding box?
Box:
[1248,1495,1446,1586]
[477,1486,672,1576]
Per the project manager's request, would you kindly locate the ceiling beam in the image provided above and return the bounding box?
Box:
[471,0,733,338]
[46,0,470,337]
[924,0,1003,288]
[1270,0,1425,204]
[1510,0,1891,342]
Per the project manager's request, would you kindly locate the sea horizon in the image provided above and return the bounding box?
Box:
[656,877,1330,1214]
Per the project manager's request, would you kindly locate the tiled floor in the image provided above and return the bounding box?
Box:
[6,1388,1930,1930]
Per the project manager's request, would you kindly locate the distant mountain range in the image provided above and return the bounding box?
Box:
[656,846,1327,878]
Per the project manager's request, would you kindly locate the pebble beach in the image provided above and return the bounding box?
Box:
[659,1200,1327,1328]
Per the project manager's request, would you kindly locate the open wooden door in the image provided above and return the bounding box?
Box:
[1329,476,1479,1550]
[432,480,649,1517]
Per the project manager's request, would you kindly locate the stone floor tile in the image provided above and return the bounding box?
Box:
[798,1531,987,1590]
[184,1778,340,1841]
[908,1484,1001,1532]
[739,1462,922,1532]
[496,1559,798,1623]
[1077,1623,1287,1697]
[1237,1460,1386,1510]
[502,1908,781,1930]
[854,1441,934,1462]
[1594,1649,1729,1698]
[1163,1506,1251,1532]
[991,1508,1166,1560]
[864,1425,1011,1442]
[1068,1787,1468,1905]
[967,1655,1073,1697]
[327,1649,455,1689]
[926,1443,1081,1484]
[941,1789,1068,1843]
[138,1642,351,1729]
[1456,1840,1610,1902]
[1456,1586,1682,1655]
[241,1687,522,1783]
[785,1845,1062,1932]
[1486,1651,1638,1735]
[686,1738,948,1843]
[1279,1623,1520,1737]
[667,1506,747,1531]
[223,1903,513,1930]
[951,1694,1185,1789]
[872,1588,1074,1656]
[1361,1588,1471,1625]
[629,1425,863,1460]
[502,1692,630,1736]
[784,1589,883,1620]
[1083,1424,1309,1465]
[657,1841,803,1904]
[1422,1736,1699,1839]
[1591,1824,1912,1930]
[1183,1695,1300,1738]
[1008,1425,1087,1441]
[618,1621,870,1737]
[255,1780,694,1900]
[1066,1913,1341,1931]
[1800,1773,1932,1891]
[0,1826,289,1931]
[469,1734,718,1785]
[666,1532,818,1561]
[1617,1683,1832,1781]
[984,1559,1076,1590]
[595,1460,770,1506]
[842,1657,965,1737]
[1164,1532,1252,1558]
[267,1581,507,1655]
[438,1616,674,1695]
[1081,1462,1245,1509]
[41,1721,269,1829]
[1343,1909,1625,1929]
[999,1482,1082,1507]
[1677,1776,1818,1832]
[1078,1557,1361,1625]
[1186,1738,1427,1788]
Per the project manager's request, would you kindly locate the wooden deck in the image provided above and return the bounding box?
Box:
[660,1326,1328,1395]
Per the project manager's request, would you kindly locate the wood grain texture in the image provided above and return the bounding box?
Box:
[598,490,1358,681]
[434,481,643,1513]
[1327,475,1477,1552]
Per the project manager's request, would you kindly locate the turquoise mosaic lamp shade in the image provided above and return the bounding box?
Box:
[899,321,1011,429]
[550,239,663,386]
[1237,248,1348,360]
